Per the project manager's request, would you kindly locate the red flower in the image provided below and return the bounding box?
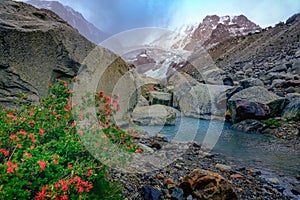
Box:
[36,191,46,199]
[29,120,35,127]
[67,163,72,169]
[106,96,111,102]
[39,129,45,136]
[6,162,18,173]
[7,113,14,118]
[30,108,34,116]
[17,144,22,149]
[61,183,68,191]
[86,169,93,177]
[61,195,68,200]
[6,167,14,174]
[78,187,84,194]
[53,160,58,165]
[38,161,47,171]
[20,129,27,137]
[23,152,32,158]
[28,134,37,143]
[0,149,9,157]
[54,183,60,189]
[64,105,71,111]
[135,147,142,153]
[56,114,61,119]
[77,129,83,136]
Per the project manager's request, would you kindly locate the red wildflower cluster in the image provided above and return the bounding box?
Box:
[0,149,9,157]
[6,161,18,174]
[35,176,93,200]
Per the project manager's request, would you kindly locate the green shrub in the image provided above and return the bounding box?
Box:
[0,79,139,199]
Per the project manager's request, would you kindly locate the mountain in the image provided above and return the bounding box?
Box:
[184,15,262,50]
[123,15,261,79]
[0,1,138,111]
[27,0,108,44]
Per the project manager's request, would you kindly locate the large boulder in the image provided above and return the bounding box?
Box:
[170,72,231,119]
[0,1,95,107]
[131,105,179,125]
[179,168,238,200]
[228,86,285,123]
[282,97,300,121]
[0,1,140,117]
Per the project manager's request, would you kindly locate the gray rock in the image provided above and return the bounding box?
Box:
[173,82,230,119]
[232,119,265,133]
[171,187,184,200]
[215,163,232,171]
[131,105,179,125]
[149,91,172,106]
[282,97,300,121]
[228,86,285,123]
[268,65,287,73]
[142,185,163,200]
[137,95,149,107]
[266,178,280,185]
[240,78,264,89]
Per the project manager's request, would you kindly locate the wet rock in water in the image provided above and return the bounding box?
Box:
[239,78,264,89]
[228,86,285,123]
[229,100,271,123]
[282,97,300,121]
[232,119,265,133]
[170,187,184,200]
[131,105,179,125]
[179,168,238,200]
[142,185,163,200]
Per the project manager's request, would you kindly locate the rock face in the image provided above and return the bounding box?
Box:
[131,105,179,126]
[0,1,94,106]
[27,0,108,44]
[179,168,238,200]
[228,86,285,123]
[0,1,139,114]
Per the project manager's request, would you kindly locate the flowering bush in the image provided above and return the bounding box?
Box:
[0,79,138,199]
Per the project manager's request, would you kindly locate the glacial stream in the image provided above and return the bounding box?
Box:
[139,118,300,197]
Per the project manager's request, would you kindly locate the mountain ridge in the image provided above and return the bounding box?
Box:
[27,0,108,44]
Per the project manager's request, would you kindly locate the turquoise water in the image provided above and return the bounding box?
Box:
[139,118,300,177]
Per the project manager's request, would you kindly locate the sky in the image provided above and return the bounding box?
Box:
[21,0,300,34]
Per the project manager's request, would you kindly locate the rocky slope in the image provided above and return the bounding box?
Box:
[27,0,108,44]
[209,13,300,95]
